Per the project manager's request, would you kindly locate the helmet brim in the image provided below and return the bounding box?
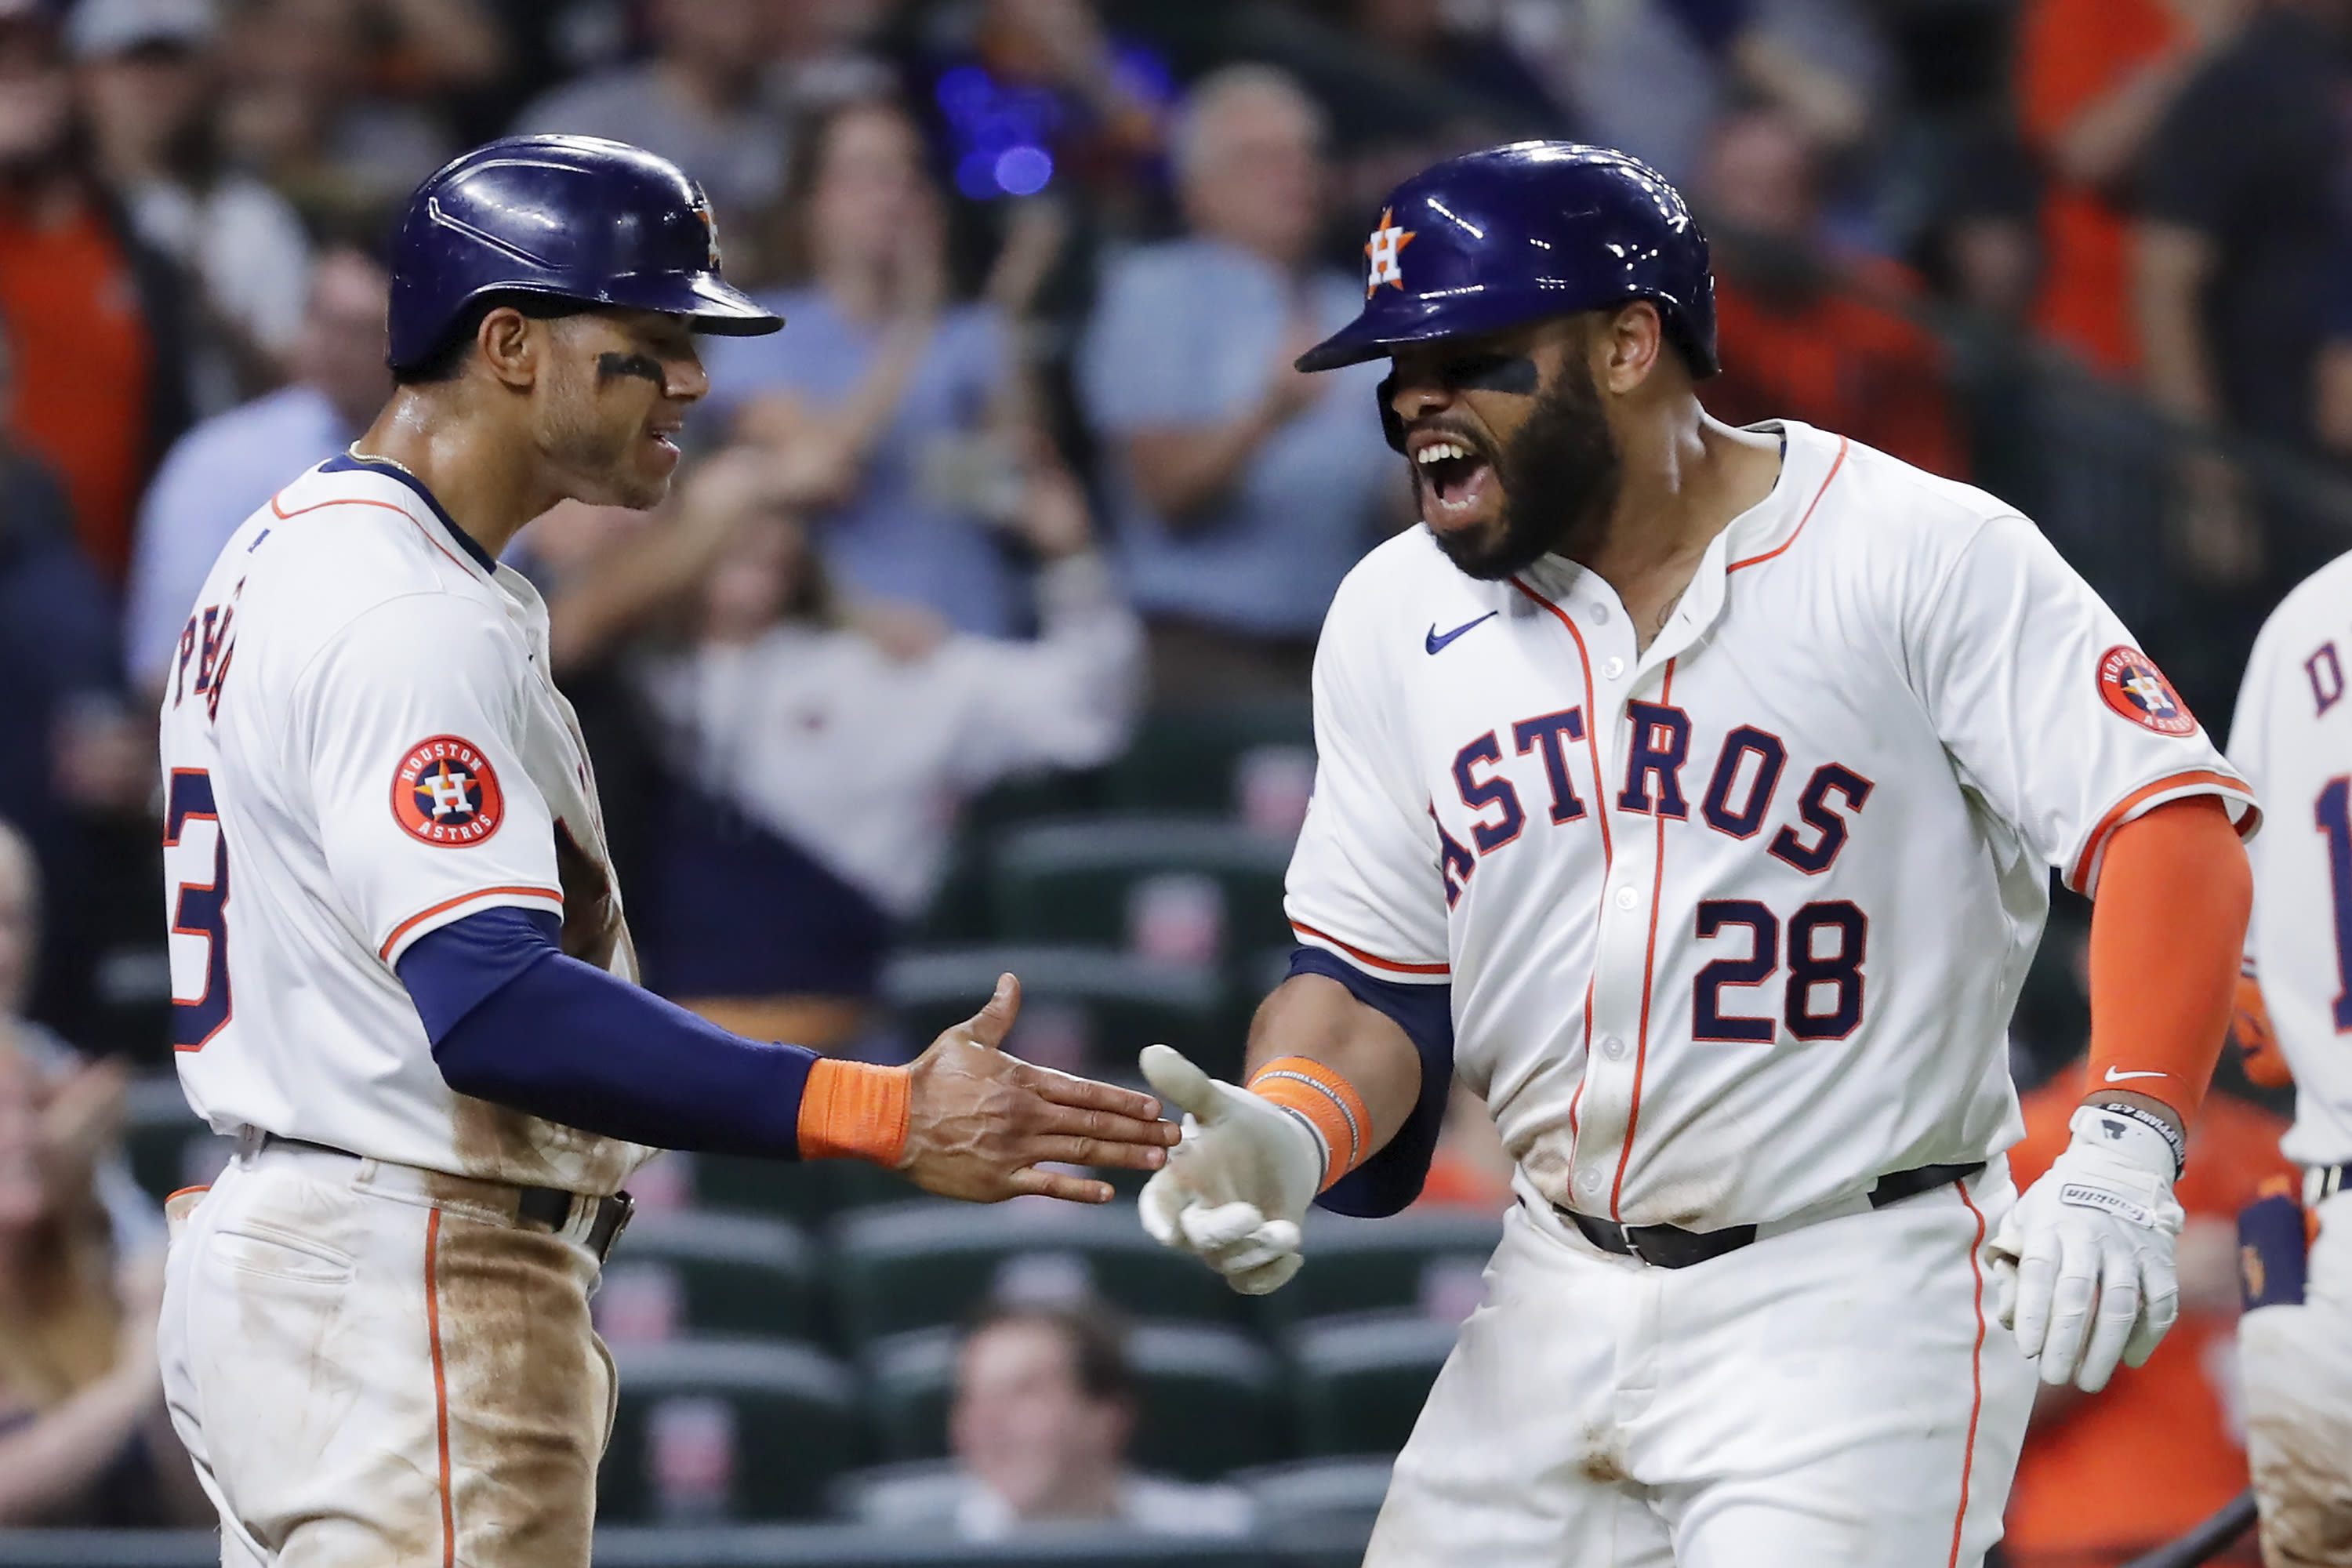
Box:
[611,270,784,336]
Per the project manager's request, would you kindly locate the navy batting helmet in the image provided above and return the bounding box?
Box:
[386,135,782,372]
[1296,141,1716,378]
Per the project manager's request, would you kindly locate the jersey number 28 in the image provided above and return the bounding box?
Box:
[1693,898,1866,1043]
[165,769,232,1051]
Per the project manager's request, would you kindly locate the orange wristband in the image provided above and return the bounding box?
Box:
[1248,1056,1374,1192]
[797,1058,910,1165]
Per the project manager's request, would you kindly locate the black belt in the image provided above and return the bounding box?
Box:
[263,1134,634,1264]
[1552,1161,1985,1270]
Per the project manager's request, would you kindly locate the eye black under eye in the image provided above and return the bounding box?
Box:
[1439,354,1539,394]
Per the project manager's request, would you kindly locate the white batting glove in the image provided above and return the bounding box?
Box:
[1135,1045,1324,1296]
[1989,1105,2185,1392]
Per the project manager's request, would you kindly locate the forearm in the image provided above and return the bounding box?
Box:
[1124,412,1282,525]
[2134,224,2223,423]
[2082,796,2252,1136]
[0,1370,151,1523]
[1243,973,1424,1160]
[401,909,904,1162]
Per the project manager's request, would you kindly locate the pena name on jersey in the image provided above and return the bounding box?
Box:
[1288,421,2258,1229]
[158,454,652,1196]
[2230,549,2352,1169]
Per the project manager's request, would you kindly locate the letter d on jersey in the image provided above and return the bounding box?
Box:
[391,735,506,846]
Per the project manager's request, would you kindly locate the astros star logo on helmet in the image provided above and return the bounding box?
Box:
[1365,206,1415,296]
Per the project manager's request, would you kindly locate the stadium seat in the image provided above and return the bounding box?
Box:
[1258,1210,1504,1329]
[1289,1312,1461,1457]
[678,1151,915,1225]
[596,1210,820,1343]
[883,944,1238,1080]
[864,1321,1283,1479]
[599,1338,863,1523]
[1228,1454,1395,1530]
[1105,704,1316,818]
[122,1074,227,1202]
[831,1199,1246,1347]
[988,819,1296,965]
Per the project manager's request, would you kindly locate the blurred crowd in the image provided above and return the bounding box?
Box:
[0,0,2336,1558]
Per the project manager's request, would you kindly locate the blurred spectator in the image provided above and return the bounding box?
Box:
[1413,1082,1514,1212]
[1503,0,1887,188]
[2136,0,2347,452]
[547,445,1138,1051]
[216,0,497,225]
[514,0,788,229]
[0,822,194,1527]
[1341,0,1564,132]
[0,0,187,584]
[851,1303,1254,1539]
[0,311,143,1023]
[705,96,1037,638]
[1077,65,1396,708]
[2015,0,2247,376]
[72,0,314,416]
[123,245,389,694]
[920,0,1172,231]
[1697,107,1962,477]
[2002,1056,2287,1567]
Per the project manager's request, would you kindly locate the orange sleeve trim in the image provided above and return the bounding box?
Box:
[378,885,564,960]
[797,1058,911,1165]
[1250,1055,1374,1192]
[163,1185,212,1203]
[2066,770,2258,894]
[2083,797,2252,1123]
[1290,921,1450,977]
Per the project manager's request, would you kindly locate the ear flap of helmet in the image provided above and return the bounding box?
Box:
[1375,372,1406,454]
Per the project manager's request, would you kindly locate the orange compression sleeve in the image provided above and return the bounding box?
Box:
[1249,1056,1375,1192]
[2083,796,2252,1123]
[797,1059,911,1164]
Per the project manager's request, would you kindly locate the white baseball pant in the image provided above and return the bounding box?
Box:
[2242,1184,2352,1567]
[157,1141,616,1568]
[1367,1161,2036,1567]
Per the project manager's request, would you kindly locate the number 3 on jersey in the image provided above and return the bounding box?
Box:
[165,768,231,1050]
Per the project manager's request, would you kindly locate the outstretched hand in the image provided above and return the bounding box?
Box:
[898,974,1178,1203]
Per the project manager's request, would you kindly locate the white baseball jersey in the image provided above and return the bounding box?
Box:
[2229,549,2352,1168]
[1288,421,2258,1229]
[158,454,652,1196]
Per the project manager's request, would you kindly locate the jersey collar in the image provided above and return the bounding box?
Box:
[320,450,500,577]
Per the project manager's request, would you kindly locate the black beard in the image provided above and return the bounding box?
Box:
[1428,361,1621,581]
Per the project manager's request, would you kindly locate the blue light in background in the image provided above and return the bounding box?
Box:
[993,146,1053,196]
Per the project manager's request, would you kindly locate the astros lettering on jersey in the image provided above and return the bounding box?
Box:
[158,453,651,1196]
[1287,421,2257,1229]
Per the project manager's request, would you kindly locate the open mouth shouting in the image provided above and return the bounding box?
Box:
[1410,427,1499,532]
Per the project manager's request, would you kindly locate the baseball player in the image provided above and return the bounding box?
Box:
[151,136,1175,1567]
[1136,143,2260,1565]
[2227,551,2352,1565]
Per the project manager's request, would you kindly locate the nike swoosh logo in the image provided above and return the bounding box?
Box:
[2103,1067,2169,1083]
[1425,612,1497,655]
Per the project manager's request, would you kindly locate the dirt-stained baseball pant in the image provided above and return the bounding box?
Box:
[158,1141,615,1568]
[1367,1161,2036,1567]
[2242,1187,2352,1567]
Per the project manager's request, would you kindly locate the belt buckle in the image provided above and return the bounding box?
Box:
[1617,1225,1649,1266]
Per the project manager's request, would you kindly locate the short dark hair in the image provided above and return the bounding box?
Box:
[963,1299,1134,1404]
[391,290,590,384]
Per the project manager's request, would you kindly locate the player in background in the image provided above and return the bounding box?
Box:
[1134,143,2258,1565]
[2227,551,2352,1565]
[152,136,1176,1568]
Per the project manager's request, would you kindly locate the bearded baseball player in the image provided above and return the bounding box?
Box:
[1136,142,2260,1564]
[151,136,1174,1567]
[2228,551,2352,1566]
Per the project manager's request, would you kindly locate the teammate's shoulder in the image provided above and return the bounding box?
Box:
[2253,546,2352,648]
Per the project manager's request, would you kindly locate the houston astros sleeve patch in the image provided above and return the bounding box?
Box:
[2097,647,2197,736]
[392,735,506,845]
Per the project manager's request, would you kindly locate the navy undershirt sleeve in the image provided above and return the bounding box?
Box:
[1286,946,1455,1218]
[397,906,818,1158]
